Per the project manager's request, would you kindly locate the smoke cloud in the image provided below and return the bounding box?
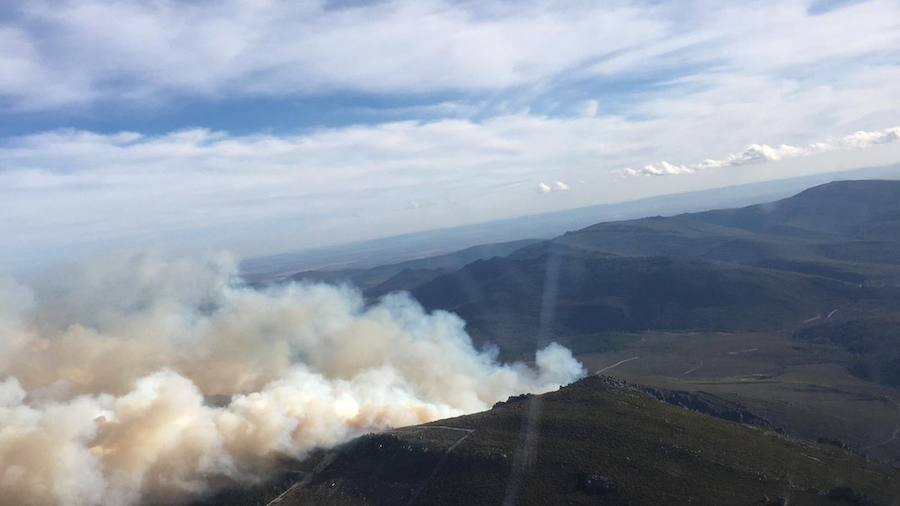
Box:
[0,254,584,506]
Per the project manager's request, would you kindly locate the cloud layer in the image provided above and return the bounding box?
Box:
[4,117,900,272]
[2,0,900,269]
[1,0,898,112]
[624,126,900,176]
[1,0,661,109]
[0,254,584,506]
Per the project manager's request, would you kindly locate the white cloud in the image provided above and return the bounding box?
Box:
[839,127,900,148]
[536,180,570,193]
[3,115,900,271]
[0,116,631,268]
[579,99,599,118]
[3,0,900,268]
[0,0,662,109]
[1,0,898,111]
[623,126,900,177]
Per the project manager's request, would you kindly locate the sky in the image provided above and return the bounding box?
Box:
[2,0,900,271]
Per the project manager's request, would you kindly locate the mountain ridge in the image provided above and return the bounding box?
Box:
[193,375,900,506]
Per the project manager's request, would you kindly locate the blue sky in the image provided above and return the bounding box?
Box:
[1,0,900,271]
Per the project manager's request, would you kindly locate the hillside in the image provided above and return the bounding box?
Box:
[273,181,900,294]
[690,180,900,238]
[551,180,900,285]
[239,167,900,283]
[285,238,541,291]
[264,180,900,466]
[194,376,900,506]
[410,250,893,359]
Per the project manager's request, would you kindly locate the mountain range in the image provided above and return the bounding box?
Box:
[207,180,900,505]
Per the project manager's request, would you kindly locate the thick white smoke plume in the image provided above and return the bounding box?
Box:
[0,254,585,506]
[623,125,900,176]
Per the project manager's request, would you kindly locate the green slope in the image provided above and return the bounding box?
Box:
[198,376,900,506]
[410,250,894,359]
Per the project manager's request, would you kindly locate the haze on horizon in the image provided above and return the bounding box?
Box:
[2,0,900,271]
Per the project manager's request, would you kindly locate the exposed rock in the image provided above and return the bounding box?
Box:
[575,375,776,431]
[637,386,775,429]
[492,392,533,408]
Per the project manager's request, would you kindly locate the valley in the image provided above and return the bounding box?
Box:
[211,179,900,505]
[574,330,900,464]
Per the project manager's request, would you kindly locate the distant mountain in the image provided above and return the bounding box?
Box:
[356,181,900,358]
[241,165,900,282]
[551,180,900,285]
[203,179,900,506]
[195,376,900,506]
[257,180,900,361]
[561,179,900,244]
[411,250,892,359]
[283,238,542,291]
[281,181,900,299]
[208,177,900,505]
[688,180,900,238]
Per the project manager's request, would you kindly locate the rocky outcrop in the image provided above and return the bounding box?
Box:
[637,386,775,429]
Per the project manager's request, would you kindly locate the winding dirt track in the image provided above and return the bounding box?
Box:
[862,427,900,451]
[266,451,338,506]
[595,356,640,374]
[405,426,476,505]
